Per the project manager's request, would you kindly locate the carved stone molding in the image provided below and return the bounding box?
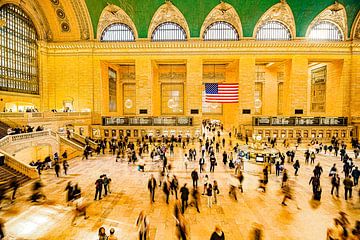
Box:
[0,0,52,40]
[200,2,243,38]
[147,1,190,39]
[351,10,360,39]
[96,4,138,40]
[49,0,71,32]
[306,2,347,39]
[253,0,296,39]
[70,0,93,40]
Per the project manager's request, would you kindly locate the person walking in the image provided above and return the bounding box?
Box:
[309,174,320,196]
[103,175,110,196]
[148,174,157,203]
[191,187,201,213]
[10,177,19,201]
[170,175,179,200]
[207,183,213,208]
[352,166,359,186]
[293,160,300,176]
[343,176,354,200]
[213,180,220,204]
[199,156,205,173]
[331,174,340,197]
[94,175,103,200]
[55,162,61,177]
[209,154,217,173]
[222,151,228,165]
[163,178,170,204]
[275,161,281,176]
[313,163,323,178]
[184,154,189,172]
[191,169,199,188]
[281,169,288,188]
[310,152,316,164]
[210,225,225,240]
[65,181,74,204]
[63,160,69,175]
[136,211,149,240]
[180,183,189,214]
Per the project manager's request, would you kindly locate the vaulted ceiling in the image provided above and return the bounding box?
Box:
[84,0,360,38]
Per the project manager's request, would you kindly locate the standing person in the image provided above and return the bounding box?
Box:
[180,183,189,214]
[210,225,225,240]
[191,169,199,188]
[352,166,359,186]
[343,176,354,200]
[313,163,323,178]
[136,211,149,240]
[222,151,228,165]
[183,154,189,172]
[63,160,69,175]
[65,181,74,204]
[310,151,316,164]
[62,150,68,161]
[94,175,103,201]
[213,180,220,204]
[98,227,108,240]
[103,175,109,197]
[171,175,179,200]
[54,162,61,177]
[10,177,19,201]
[309,174,320,196]
[331,174,340,197]
[207,183,213,208]
[108,228,118,240]
[202,175,209,195]
[209,154,217,173]
[281,169,288,188]
[293,160,300,176]
[148,174,157,203]
[275,161,281,176]
[199,156,205,173]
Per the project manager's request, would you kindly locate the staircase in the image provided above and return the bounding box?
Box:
[0,121,11,139]
[0,164,31,191]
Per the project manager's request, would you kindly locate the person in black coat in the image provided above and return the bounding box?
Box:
[54,163,61,177]
[191,169,199,188]
[148,174,157,203]
[210,225,225,240]
[94,175,103,200]
[180,183,189,214]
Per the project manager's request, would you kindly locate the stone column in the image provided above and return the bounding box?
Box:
[186,57,202,126]
[135,57,153,115]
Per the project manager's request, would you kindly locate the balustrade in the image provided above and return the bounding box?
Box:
[1,150,38,179]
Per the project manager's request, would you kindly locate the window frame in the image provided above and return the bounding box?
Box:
[308,21,343,41]
[151,22,187,42]
[255,20,291,41]
[203,21,239,41]
[100,22,136,42]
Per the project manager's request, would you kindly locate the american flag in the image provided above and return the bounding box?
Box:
[205,83,239,103]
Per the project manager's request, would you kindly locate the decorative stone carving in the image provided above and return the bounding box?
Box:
[351,10,360,39]
[70,0,93,40]
[200,2,243,39]
[97,4,138,40]
[147,1,190,39]
[253,0,295,38]
[49,0,71,33]
[306,2,347,39]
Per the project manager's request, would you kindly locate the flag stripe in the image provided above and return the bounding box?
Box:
[205,83,239,103]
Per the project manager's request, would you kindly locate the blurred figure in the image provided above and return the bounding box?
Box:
[210,225,225,240]
[30,180,46,202]
[175,213,189,240]
[250,223,263,240]
[136,210,149,240]
[71,197,89,225]
[10,177,19,200]
[108,228,118,240]
[0,218,4,239]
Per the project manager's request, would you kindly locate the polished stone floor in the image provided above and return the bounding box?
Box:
[0,136,359,240]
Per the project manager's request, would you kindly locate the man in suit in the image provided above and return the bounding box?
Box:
[148,174,157,203]
[94,175,103,200]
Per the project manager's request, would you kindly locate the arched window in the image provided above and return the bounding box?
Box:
[0,4,39,94]
[203,21,239,41]
[308,21,343,41]
[151,22,187,42]
[101,23,135,42]
[256,21,291,40]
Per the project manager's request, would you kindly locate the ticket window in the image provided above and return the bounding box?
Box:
[265,130,270,138]
[119,130,124,137]
[288,130,293,139]
[272,130,278,138]
[186,130,191,137]
[303,130,308,138]
[134,129,139,138]
[156,130,161,137]
[296,130,301,138]
[170,130,176,136]
[148,131,153,137]
[333,130,338,138]
[104,129,109,138]
[178,130,183,137]
[311,130,316,139]
[163,130,168,137]
[281,130,286,139]
[318,130,323,138]
[258,130,263,138]
[79,127,84,136]
[341,130,346,138]
[245,130,252,137]
[111,129,117,137]
[326,130,331,138]
[126,129,131,137]
[141,130,146,137]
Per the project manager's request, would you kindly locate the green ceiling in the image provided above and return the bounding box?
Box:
[85,0,360,38]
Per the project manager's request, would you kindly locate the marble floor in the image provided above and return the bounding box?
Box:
[0,138,359,240]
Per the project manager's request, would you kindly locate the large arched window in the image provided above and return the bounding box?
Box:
[308,21,343,41]
[151,22,187,42]
[203,21,239,41]
[100,23,135,42]
[256,21,291,40]
[0,4,38,94]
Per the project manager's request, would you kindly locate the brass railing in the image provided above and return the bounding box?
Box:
[72,132,98,149]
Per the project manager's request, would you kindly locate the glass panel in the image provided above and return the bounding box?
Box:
[308,21,343,41]
[203,21,239,41]
[101,23,135,42]
[151,22,187,42]
[0,4,39,94]
[311,66,326,112]
[161,83,184,115]
[108,68,117,112]
[256,21,291,41]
